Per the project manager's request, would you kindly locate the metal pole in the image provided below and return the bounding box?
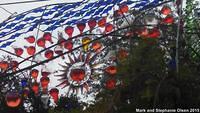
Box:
[176,0,183,73]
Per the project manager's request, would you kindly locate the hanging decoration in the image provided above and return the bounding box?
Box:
[10,60,18,71]
[77,23,86,35]
[32,82,39,95]
[0,0,179,112]
[43,32,53,44]
[147,28,161,38]
[119,4,129,14]
[44,50,54,59]
[105,79,116,90]
[92,41,102,52]
[54,45,65,59]
[63,40,73,51]
[25,46,36,56]
[98,17,107,28]
[0,61,9,71]
[6,91,21,108]
[162,16,175,25]
[65,26,74,38]
[40,76,50,91]
[105,66,117,75]
[88,19,97,32]
[105,24,114,33]
[49,88,59,103]
[82,37,91,52]
[14,47,24,56]
[31,69,39,80]
[25,36,35,44]
[160,5,171,15]
[37,38,46,48]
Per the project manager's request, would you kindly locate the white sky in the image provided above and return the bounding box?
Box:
[0,0,82,22]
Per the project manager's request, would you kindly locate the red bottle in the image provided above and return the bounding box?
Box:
[77,23,86,34]
[25,36,35,43]
[105,79,116,90]
[88,19,96,32]
[65,26,74,38]
[161,6,171,15]
[25,46,36,56]
[37,38,46,48]
[43,32,53,44]
[14,48,23,56]
[31,69,39,80]
[44,50,54,59]
[98,17,106,28]
[49,88,59,103]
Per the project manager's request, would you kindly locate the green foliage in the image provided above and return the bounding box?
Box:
[44,37,200,113]
[114,38,200,113]
[184,0,200,62]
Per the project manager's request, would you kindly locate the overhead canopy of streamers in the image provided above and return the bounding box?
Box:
[0,0,162,48]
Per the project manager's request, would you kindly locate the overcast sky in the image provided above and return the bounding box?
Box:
[0,0,81,22]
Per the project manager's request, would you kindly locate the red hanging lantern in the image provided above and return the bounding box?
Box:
[161,6,171,15]
[49,88,59,103]
[162,16,174,24]
[105,79,116,90]
[77,23,86,34]
[64,40,73,51]
[14,48,23,56]
[10,60,18,71]
[137,27,149,37]
[54,45,64,59]
[105,24,113,33]
[65,26,74,38]
[32,82,39,95]
[0,61,9,71]
[25,46,36,56]
[92,41,102,52]
[37,38,46,48]
[31,69,39,80]
[25,36,35,43]
[114,10,123,17]
[88,19,97,32]
[44,50,54,59]
[105,66,117,75]
[42,71,50,77]
[120,4,129,13]
[58,38,66,47]
[43,32,53,44]
[40,76,50,89]
[70,69,85,82]
[6,92,21,108]
[118,49,128,60]
[98,17,106,27]
[148,28,161,38]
